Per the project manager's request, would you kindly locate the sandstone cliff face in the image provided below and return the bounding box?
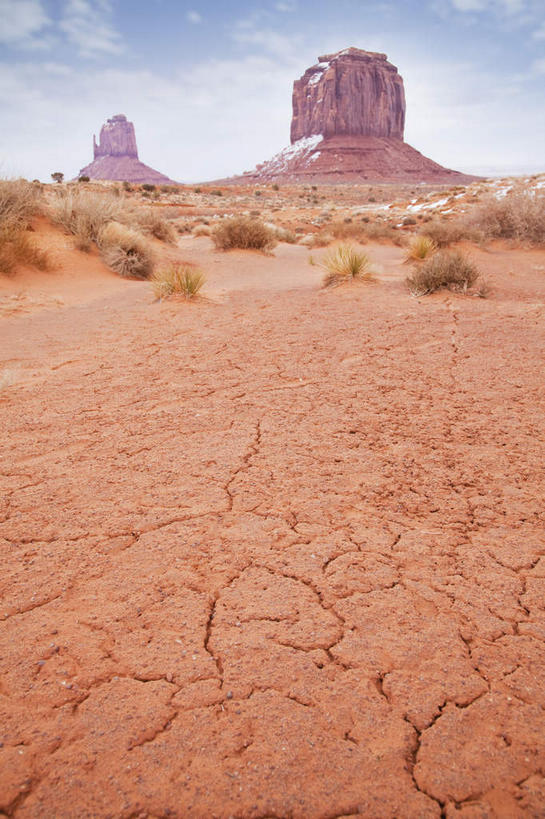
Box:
[93,114,138,159]
[79,114,176,184]
[220,47,478,185]
[291,47,405,143]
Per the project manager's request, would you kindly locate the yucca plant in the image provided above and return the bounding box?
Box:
[404,234,437,262]
[320,243,374,287]
[151,264,205,300]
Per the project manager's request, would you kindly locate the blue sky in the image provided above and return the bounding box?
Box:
[1,0,544,181]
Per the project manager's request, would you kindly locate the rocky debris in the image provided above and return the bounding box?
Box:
[221,47,479,185]
[79,114,176,184]
[291,47,405,143]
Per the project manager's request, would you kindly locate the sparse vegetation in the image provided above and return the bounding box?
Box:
[78,175,90,183]
[151,263,205,299]
[274,227,298,244]
[137,208,177,243]
[320,243,374,287]
[212,217,277,252]
[0,178,50,275]
[193,225,211,237]
[405,234,437,261]
[141,184,156,192]
[50,189,126,246]
[51,172,64,184]
[468,190,545,244]
[422,219,465,247]
[406,250,480,296]
[98,221,154,279]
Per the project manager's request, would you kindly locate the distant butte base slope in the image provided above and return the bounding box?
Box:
[220,48,479,185]
[78,114,176,185]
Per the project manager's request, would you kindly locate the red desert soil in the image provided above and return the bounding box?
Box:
[1,235,545,817]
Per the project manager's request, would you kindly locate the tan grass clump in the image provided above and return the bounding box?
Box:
[137,208,177,243]
[50,190,126,246]
[212,217,277,251]
[274,227,298,244]
[320,243,374,288]
[151,264,205,300]
[98,221,154,279]
[0,179,49,275]
[405,234,437,262]
[193,225,211,237]
[422,220,465,247]
[406,250,479,296]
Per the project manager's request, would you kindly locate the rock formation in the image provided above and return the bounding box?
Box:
[222,48,478,185]
[291,48,405,142]
[79,114,176,184]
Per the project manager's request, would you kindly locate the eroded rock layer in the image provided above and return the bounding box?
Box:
[291,48,405,142]
[222,47,479,185]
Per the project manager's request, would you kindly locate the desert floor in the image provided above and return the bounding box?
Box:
[1,233,545,817]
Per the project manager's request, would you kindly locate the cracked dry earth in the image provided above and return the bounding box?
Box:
[1,241,545,818]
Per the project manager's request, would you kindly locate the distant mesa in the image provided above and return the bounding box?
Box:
[78,114,176,184]
[224,47,479,184]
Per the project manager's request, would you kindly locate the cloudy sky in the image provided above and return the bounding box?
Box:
[1,0,544,182]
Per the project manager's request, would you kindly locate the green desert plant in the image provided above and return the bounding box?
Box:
[320,243,374,287]
[212,216,277,251]
[98,221,154,279]
[406,250,480,296]
[405,234,437,262]
[151,264,205,299]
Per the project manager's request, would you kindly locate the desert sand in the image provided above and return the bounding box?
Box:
[1,211,545,817]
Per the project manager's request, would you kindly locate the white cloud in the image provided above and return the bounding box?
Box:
[187,10,202,24]
[0,0,51,47]
[275,2,296,11]
[59,0,124,57]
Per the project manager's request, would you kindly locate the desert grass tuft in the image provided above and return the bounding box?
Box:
[320,243,374,287]
[50,190,127,246]
[405,234,437,262]
[98,221,154,279]
[212,217,277,251]
[406,250,480,296]
[137,208,177,243]
[151,264,205,300]
[0,178,49,275]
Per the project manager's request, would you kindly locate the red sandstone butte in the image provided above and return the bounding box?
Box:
[225,47,479,185]
[78,114,176,185]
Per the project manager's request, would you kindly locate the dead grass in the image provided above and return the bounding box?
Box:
[274,227,298,244]
[137,208,178,243]
[405,235,437,262]
[98,222,154,279]
[421,220,466,247]
[320,243,375,288]
[406,250,480,296]
[212,217,277,251]
[0,179,50,275]
[468,190,545,244]
[151,264,205,300]
[50,190,126,246]
[193,225,211,237]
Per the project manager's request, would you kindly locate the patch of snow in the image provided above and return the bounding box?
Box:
[307,152,320,163]
[256,134,323,177]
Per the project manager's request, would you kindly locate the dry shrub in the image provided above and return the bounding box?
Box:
[137,208,177,243]
[274,227,298,244]
[193,225,211,237]
[320,243,374,287]
[468,190,545,244]
[151,264,205,300]
[98,222,154,279]
[0,179,49,275]
[361,221,405,246]
[51,190,126,245]
[329,221,368,242]
[212,217,276,251]
[422,219,465,247]
[405,235,437,262]
[406,250,479,296]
